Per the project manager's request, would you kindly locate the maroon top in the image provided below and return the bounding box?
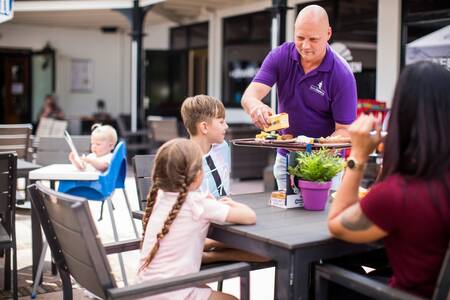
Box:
[360,173,450,298]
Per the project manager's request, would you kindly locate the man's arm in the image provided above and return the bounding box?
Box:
[241,82,273,129]
[332,122,351,137]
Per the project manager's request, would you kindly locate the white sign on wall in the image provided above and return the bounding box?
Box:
[71,59,94,92]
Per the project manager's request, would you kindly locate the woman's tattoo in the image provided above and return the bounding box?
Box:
[340,204,372,231]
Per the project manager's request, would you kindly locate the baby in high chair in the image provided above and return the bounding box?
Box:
[69,124,117,172]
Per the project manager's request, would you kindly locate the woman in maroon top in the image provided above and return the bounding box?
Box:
[328,61,450,298]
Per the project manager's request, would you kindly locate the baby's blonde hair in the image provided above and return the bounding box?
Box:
[181,95,225,136]
[91,123,118,145]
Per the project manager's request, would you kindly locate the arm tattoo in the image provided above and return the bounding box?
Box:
[340,204,373,231]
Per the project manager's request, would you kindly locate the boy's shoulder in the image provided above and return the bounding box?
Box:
[209,141,230,156]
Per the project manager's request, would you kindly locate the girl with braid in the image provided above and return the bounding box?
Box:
[137,138,256,300]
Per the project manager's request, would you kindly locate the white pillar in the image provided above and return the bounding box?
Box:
[376,0,402,107]
[208,10,222,99]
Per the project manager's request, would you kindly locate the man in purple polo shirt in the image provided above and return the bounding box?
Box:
[241,4,357,189]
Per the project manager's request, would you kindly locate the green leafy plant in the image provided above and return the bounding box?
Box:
[288,148,344,182]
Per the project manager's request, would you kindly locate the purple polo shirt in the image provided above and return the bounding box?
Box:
[253,42,357,156]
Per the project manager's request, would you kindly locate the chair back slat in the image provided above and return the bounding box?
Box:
[36,136,91,166]
[0,151,16,235]
[147,116,179,143]
[28,183,117,299]
[0,124,32,160]
[432,241,450,300]
[132,154,155,210]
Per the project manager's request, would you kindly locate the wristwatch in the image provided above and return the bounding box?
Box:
[346,157,366,171]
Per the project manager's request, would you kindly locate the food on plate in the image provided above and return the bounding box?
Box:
[263,113,289,132]
[318,135,351,144]
[296,135,315,144]
[255,132,294,141]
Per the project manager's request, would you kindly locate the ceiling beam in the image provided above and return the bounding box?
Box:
[14,0,164,12]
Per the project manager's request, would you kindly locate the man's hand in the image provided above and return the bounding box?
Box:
[249,104,273,129]
[241,82,272,129]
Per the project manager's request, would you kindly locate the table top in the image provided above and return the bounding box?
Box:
[214,192,338,250]
[29,164,99,180]
[134,192,343,250]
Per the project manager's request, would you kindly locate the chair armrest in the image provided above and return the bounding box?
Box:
[106,262,250,300]
[103,239,140,254]
[132,210,143,220]
[315,264,426,300]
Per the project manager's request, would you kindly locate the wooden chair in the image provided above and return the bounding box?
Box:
[0,152,18,299]
[28,182,251,300]
[147,116,180,150]
[0,124,32,161]
[35,135,91,166]
[315,242,450,300]
[116,114,150,159]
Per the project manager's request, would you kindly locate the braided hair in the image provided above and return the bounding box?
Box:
[139,138,203,272]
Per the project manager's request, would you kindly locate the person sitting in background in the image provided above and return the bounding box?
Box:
[328,61,450,298]
[93,99,112,122]
[38,94,65,120]
[69,124,117,172]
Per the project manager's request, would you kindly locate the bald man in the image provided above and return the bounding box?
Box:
[241,5,357,190]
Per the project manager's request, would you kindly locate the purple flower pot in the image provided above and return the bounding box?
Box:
[298,180,332,211]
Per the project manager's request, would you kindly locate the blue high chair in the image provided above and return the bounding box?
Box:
[56,141,138,286]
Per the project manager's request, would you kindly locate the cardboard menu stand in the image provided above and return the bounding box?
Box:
[270,152,304,209]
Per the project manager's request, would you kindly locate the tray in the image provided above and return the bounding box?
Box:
[231,138,352,150]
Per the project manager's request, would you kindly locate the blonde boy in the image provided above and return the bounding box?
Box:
[181,95,230,198]
[181,95,269,264]
[69,124,117,172]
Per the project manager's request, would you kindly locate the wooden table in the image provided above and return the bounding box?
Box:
[133,192,378,300]
[28,164,99,281]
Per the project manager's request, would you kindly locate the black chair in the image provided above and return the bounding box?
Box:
[315,241,450,300]
[28,182,251,300]
[132,154,155,211]
[0,152,18,299]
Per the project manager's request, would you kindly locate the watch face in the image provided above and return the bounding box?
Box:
[347,159,356,169]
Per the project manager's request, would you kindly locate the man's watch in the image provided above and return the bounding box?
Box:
[346,157,366,171]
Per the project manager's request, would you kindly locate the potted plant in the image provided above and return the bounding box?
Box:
[288,149,344,211]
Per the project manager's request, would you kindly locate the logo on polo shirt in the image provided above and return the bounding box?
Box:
[310,80,325,96]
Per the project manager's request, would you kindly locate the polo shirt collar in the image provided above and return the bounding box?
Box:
[290,43,333,73]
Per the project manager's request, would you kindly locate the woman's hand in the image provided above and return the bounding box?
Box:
[349,114,383,163]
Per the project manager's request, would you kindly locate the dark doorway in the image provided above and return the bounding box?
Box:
[0,49,32,124]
